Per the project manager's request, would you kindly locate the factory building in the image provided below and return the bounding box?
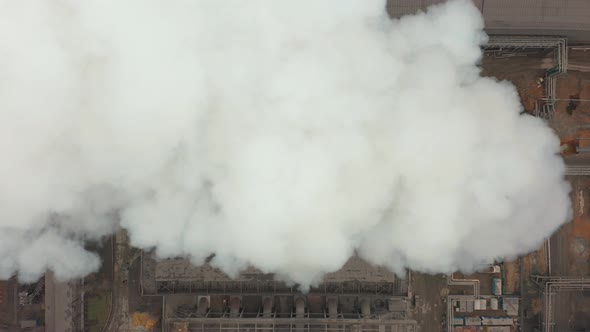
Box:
[141,254,416,331]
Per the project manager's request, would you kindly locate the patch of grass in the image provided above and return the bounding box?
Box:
[84,292,111,332]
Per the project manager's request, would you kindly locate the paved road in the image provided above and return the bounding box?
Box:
[104,231,131,332]
[549,222,571,332]
[102,236,116,332]
[544,155,585,331]
[44,272,75,332]
[410,273,447,332]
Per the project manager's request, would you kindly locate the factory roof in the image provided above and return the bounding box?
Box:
[387,0,590,42]
[150,255,395,283]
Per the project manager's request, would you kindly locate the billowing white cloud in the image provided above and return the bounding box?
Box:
[0,0,570,285]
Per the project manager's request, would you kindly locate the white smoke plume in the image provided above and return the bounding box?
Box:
[0,0,571,285]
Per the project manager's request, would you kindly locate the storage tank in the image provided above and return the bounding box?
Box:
[490,298,499,310]
[480,299,487,310]
[492,278,502,295]
[474,299,481,310]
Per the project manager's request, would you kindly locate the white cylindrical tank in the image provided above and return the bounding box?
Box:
[479,299,487,310]
[492,278,502,296]
[490,298,499,310]
[474,299,481,310]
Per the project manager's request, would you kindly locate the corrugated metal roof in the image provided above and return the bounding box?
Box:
[386,0,590,41]
[481,317,513,326]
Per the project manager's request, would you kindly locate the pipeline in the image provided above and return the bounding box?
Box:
[539,277,590,332]
[446,273,481,332]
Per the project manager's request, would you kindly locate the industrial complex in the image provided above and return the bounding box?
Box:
[1,1,590,332]
[142,254,414,331]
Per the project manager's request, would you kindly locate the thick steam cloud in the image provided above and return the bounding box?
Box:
[0,0,571,285]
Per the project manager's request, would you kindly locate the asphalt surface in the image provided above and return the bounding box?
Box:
[44,273,74,332]
[410,273,447,332]
[547,156,589,331]
[101,236,116,332]
[549,222,571,332]
[104,231,131,332]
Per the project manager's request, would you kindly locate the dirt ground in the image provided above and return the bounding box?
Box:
[545,70,590,331]
[570,293,590,331]
[548,71,590,139]
[563,176,590,277]
[481,52,548,112]
[567,176,590,239]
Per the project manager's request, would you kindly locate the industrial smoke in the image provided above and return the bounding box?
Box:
[0,0,571,285]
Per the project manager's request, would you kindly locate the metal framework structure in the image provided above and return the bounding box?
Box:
[532,276,590,332]
[168,297,415,332]
[173,309,407,321]
[445,273,481,332]
[153,280,396,297]
[483,36,568,120]
[565,165,590,176]
[167,316,417,332]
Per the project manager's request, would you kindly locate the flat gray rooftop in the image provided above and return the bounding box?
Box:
[387,0,590,42]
